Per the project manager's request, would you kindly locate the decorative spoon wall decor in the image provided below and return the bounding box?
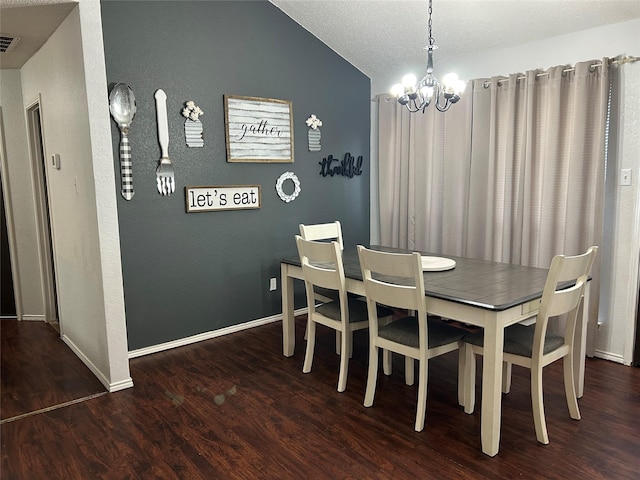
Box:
[108,83,137,200]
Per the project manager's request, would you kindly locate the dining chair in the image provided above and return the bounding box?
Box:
[461,246,598,444]
[357,245,467,432]
[299,221,345,306]
[299,221,355,354]
[295,236,393,392]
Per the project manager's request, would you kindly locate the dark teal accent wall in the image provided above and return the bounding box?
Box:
[101,0,371,350]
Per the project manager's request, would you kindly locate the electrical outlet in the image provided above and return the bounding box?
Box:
[269,277,277,291]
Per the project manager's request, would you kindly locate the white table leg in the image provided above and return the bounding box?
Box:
[281,263,295,357]
[574,282,590,398]
[481,316,504,457]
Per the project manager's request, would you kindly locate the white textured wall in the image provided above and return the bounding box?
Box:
[77,0,131,389]
[19,3,131,390]
[608,55,640,365]
[0,70,45,319]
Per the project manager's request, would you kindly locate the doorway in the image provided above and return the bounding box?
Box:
[0,169,16,318]
[0,108,18,320]
[25,97,59,325]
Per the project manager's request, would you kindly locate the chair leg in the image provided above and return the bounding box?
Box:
[347,330,354,358]
[563,354,581,420]
[303,319,316,374]
[414,357,428,432]
[337,328,349,393]
[457,345,465,407]
[382,349,392,375]
[336,331,355,358]
[364,344,379,407]
[531,366,549,444]
[405,356,415,386]
[502,361,512,394]
[463,345,476,414]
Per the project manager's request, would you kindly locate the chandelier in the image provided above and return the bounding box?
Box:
[390,0,466,113]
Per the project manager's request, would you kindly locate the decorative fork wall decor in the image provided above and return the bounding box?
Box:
[154,88,176,196]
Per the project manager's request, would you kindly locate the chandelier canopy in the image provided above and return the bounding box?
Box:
[390,0,466,113]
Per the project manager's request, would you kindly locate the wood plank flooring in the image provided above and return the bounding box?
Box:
[2,316,639,479]
[0,320,106,422]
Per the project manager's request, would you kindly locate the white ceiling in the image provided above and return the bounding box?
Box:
[2,0,640,91]
[0,1,77,69]
[270,0,640,92]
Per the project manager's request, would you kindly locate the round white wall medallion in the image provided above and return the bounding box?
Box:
[276,172,301,203]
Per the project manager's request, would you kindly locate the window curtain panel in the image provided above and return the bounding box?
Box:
[378,59,608,265]
[378,58,609,331]
[377,89,473,253]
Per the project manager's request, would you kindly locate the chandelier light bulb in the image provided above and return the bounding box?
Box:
[420,85,435,98]
[442,72,459,87]
[390,83,405,98]
[402,74,417,89]
[455,79,467,95]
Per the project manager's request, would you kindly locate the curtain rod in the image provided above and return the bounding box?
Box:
[482,55,639,89]
[372,56,639,100]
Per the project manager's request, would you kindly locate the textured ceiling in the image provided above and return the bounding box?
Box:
[0,2,76,69]
[270,0,640,93]
[2,0,640,88]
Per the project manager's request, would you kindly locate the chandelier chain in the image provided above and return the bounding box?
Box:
[428,0,434,47]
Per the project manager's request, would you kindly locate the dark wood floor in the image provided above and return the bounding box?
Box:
[1,316,639,479]
[0,320,106,422]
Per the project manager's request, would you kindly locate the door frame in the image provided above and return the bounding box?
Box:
[0,107,23,320]
[24,95,58,324]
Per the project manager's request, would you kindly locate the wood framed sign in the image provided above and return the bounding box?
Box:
[185,185,261,212]
[224,95,294,163]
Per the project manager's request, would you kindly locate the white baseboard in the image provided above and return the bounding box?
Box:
[128,307,308,359]
[107,377,135,393]
[62,334,134,392]
[21,315,46,321]
[593,349,625,364]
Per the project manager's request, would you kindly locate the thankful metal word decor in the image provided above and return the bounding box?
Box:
[318,153,363,178]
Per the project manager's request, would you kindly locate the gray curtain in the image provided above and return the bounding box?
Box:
[378,59,608,265]
[377,84,473,253]
[378,58,610,330]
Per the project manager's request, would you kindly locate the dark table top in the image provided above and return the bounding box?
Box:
[282,245,550,312]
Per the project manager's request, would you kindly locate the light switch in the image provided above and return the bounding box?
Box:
[620,168,632,186]
[52,153,61,170]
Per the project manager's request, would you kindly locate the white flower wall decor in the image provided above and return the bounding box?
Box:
[306,114,322,152]
[276,171,301,203]
[182,100,204,147]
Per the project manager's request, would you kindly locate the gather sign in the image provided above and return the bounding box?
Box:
[224,95,294,163]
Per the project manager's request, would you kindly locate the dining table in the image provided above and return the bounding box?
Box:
[280,245,592,457]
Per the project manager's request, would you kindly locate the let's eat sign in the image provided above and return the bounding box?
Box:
[185,185,261,212]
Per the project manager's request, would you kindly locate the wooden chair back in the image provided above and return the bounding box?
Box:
[357,246,425,314]
[534,246,598,359]
[299,221,344,251]
[295,235,346,314]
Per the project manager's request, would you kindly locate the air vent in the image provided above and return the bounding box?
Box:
[0,34,21,53]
